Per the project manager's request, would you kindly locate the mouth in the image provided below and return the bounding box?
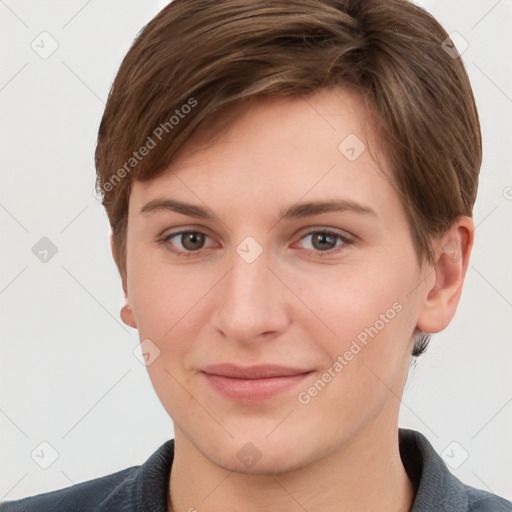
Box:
[201,363,314,402]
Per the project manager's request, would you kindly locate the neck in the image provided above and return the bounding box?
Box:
[168,420,415,512]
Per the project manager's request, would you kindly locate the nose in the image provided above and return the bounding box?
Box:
[211,241,291,345]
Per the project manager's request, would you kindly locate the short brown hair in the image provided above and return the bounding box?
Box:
[95,0,481,356]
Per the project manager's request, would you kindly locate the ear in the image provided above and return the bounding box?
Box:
[110,233,137,329]
[416,216,474,334]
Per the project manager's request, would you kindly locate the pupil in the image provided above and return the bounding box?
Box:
[314,233,334,250]
[183,232,204,250]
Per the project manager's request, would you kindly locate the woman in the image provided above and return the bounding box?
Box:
[2,0,510,510]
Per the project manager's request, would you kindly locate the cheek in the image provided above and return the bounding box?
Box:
[295,266,417,422]
[297,254,420,410]
[127,245,210,339]
[128,255,206,420]
[301,260,416,347]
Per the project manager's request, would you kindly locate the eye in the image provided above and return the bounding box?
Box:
[295,229,352,256]
[160,230,215,257]
[159,228,353,258]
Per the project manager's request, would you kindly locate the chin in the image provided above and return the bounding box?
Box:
[216,446,310,476]
[195,430,319,476]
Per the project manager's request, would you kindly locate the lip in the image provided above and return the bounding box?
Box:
[202,363,312,379]
[201,364,313,402]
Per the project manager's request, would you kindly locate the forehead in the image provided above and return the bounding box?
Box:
[128,87,395,220]
[168,87,380,172]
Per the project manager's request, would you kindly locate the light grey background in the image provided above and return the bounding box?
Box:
[1,0,511,502]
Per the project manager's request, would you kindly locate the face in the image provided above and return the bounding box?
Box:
[122,88,431,474]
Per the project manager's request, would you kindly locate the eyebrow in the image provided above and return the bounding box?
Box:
[140,198,214,219]
[139,197,376,220]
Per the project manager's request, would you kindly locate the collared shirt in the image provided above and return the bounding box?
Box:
[1,429,510,511]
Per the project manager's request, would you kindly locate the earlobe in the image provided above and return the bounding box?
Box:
[416,216,474,334]
[121,301,137,329]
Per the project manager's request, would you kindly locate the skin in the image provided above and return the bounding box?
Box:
[114,87,473,512]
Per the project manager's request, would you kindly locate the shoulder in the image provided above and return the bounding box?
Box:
[0,465,139,512]
[465,485,512,512]
[399,429,512,512]
[0,439,175,512]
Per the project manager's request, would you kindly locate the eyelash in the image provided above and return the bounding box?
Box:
[158,228,353,258]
